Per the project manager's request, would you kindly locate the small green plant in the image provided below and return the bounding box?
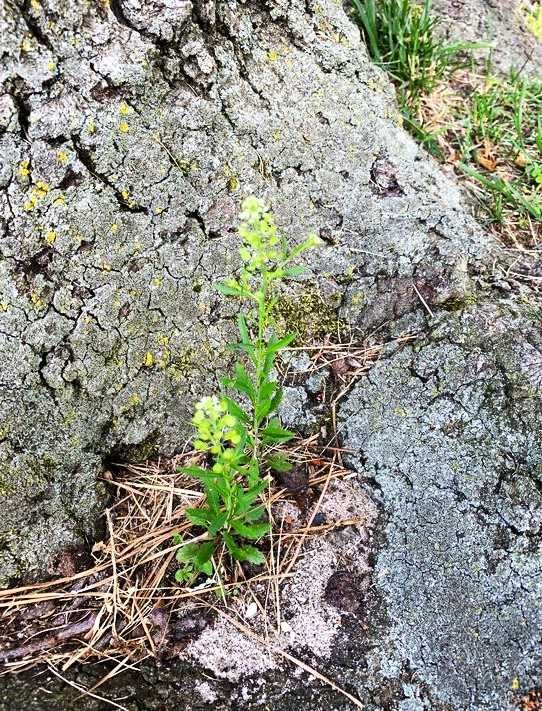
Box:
[351,0,474,113]
[455,72,542,224]
[174,197,321,584]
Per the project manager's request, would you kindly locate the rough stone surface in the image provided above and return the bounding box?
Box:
[0,0,495,585]
[433,0,542,75]
[1,0,542,709]
[341,301,542,710]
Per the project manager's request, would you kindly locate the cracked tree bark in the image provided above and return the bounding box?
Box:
[1,0,541,708]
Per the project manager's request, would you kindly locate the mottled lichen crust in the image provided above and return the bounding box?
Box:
[0,0,496,585]
[341,302,542,710]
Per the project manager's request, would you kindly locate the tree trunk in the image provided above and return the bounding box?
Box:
[1,0,541,708]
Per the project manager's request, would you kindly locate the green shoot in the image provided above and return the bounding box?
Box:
[174,197,321,584]
[351,0,479,114]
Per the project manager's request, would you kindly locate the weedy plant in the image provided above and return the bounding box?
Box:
[351,0,475,117]
[174,197,321,584]
[454,72,542,224]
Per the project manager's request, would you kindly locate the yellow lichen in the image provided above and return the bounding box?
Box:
[123,393,142,411]
[53,194,66,206]
[35,181,50,196]
[110,223,119,234]
[56,150,68,164]
[21,37,33,52]
[119,101,131,116]
[30,291,44,309]
[227,175,240,192]
[143,351,154,368]
[525,2,542,40]
[18,160,30,177]
[44,230,56,245]
[267,49,280,62]
[119,120,130,133]
[87,118,97,134]
[47,59,57,72]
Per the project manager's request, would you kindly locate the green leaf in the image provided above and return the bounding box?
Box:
[267,453,293,473]
[222,396,250,423]
[172,532,183,546]
[228,362,255,401]
[179,466,215,485]
[223,532,266,565]
[244,505,266,522]
[262,418,294,444]
[238,545,266,565]
[200,561,213,576]
[237,313,251,345]
[176,542,201,564]
[175,568,192,583]
[268,332,296,353]
[207,510,228,536]
[185,507,214,527]
[236,479,267,514]
[268,386,283,415]
[255,382,279,422]
[231,519,270,539]
[195,541,215,568]
[216,282,244,297]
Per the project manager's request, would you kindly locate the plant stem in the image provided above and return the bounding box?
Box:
[252,273,268,464]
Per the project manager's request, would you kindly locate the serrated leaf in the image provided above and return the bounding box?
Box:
[231,519,270,539]
[268,386,283,415]
[196,541,215,568]
[223,532,266,564]
[222,396,250,423]
[262,418,294,444]
[185,507,213,527]
[232,362,255,400]
[244,505,266,522]
[179,466,215,485]
[200,561,213,576]
[175,568,191,583]
[236,479,267,514]
[216,282,244,297]
[208,510,228,536]
[238,313,251,345]
[176,542,201,564]
[268,332,296,353]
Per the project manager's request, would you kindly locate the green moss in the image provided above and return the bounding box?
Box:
[0,455,57,497]
[116,431,161,463]
[167,347,196,382]
[272,286,344,341]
